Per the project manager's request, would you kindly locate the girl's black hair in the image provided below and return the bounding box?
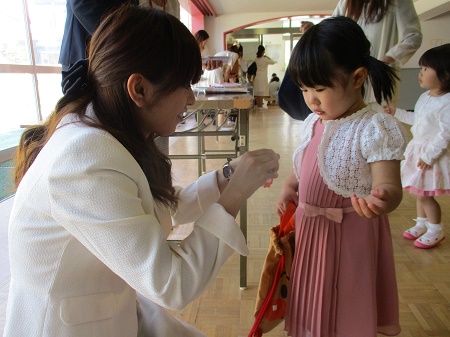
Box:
[419,43,450,93]
[257,45,265,58]
[288,16,398,104]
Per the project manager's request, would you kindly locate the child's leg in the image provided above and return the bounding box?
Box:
[414,195,445,249]
[418,195,441,224]
[403,197,428,240]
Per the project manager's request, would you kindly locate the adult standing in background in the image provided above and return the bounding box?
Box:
[204,45,240,84]
[59,0,177,83]
[333,0,422,110]
[141,0,180,18]
[278,21,315,120]
[253,45,276,109]
[59,0,136,82]
[194,29,211,57]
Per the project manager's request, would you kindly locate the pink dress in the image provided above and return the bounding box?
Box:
[285,121,400,337]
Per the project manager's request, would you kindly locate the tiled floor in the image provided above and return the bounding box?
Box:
[1,108,449,337]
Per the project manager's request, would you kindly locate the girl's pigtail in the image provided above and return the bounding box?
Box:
[365,55,399,104]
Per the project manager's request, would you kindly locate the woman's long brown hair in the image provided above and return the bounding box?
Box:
[14,5,202,208]
[346,0,393,24]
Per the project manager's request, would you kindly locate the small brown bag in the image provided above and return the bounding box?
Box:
[248,202,296,337]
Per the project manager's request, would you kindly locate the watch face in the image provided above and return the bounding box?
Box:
[223,164,232,179]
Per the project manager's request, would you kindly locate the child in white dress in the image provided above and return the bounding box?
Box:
[277,16,407,337]
[386,44,450,249]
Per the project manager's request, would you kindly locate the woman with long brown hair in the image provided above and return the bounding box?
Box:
[4,5,279,337]
[333,0,422,109]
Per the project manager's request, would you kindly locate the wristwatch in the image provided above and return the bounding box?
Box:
[222,158,234,180]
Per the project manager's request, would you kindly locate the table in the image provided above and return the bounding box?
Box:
[168,86,253,288]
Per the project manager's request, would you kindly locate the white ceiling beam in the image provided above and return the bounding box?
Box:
[414,0,450,20]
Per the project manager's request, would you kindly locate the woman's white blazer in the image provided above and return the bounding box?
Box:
[4,113,248,336]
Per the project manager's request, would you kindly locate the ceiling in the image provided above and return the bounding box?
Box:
[200,0,450,19]
[204,0,336,16]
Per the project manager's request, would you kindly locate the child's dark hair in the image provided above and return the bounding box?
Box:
[257,45,265,58]
[288,16,398,104]
[419,43,450,93]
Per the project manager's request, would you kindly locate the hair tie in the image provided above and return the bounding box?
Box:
[61,59,89,96]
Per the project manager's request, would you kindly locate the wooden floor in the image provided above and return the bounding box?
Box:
[1,106,449,336]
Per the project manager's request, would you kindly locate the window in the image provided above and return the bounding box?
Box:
[0,0,65,136]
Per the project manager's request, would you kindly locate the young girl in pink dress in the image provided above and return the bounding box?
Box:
[277,17,408,337]
[386,44,450,249]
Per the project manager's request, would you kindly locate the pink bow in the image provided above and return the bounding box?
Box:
[302,203,344,223]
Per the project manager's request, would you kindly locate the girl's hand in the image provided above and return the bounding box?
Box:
[417,158,431,170]
[277,189,298,217]
[276,172,299,216]
[351,189,390,218]
[383,103,395,115]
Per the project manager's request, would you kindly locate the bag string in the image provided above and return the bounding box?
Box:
[248,254,286,337]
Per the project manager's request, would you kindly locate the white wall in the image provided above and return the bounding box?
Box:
[205,10,450,68]
[403,11,450,68]
[204,10,330,55]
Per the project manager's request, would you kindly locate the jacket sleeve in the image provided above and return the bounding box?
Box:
[332,0,346,16]
[171,171,221,225]
[385,0,422,64]
[48,131,248,312]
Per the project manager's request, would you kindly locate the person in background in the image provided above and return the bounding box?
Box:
[385,44,450,249]
[204,44,240,84]
[237,44,248,83]
[253,45,276,109]
[267,73,280,106]
[300,20,314,32]
[277,21,315,120]
[140,0,180,18]
[277,16,407,337]
[59,0,136,83]
[333,0,422,111]
[4,6,280,337]
[194,29,211,57]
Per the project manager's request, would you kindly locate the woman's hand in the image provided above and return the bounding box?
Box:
[218,149,280,217]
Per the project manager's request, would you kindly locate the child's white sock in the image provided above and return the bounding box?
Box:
[415,217,428,227]
[426,222,443,234]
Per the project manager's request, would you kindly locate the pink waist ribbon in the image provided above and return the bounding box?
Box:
[298,202,355,223]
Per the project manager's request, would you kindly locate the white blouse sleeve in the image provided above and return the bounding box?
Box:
[48,132,247,311]
[360,113,407,163]
[422,103,450,164]
[394,108,415,125]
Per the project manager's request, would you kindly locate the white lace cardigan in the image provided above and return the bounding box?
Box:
[293,107,408,198]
